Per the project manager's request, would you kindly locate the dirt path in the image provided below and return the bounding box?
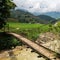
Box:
[8,33,60,60]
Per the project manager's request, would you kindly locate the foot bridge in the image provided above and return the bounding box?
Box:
[8,33,60,60]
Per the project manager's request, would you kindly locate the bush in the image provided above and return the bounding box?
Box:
[0,32,21,50]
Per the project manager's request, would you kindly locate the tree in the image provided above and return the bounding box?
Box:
[0,0,16,29]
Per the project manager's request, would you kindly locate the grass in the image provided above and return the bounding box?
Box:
[0,22,60,50]
[9,22,43,29]
[4,22,59,41]
[8,22,50,41]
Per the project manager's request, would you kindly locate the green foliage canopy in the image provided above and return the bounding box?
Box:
[0,0,16,29]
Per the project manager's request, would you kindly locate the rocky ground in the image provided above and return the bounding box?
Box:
[0,32,60,60]
[36,32,60,53]
[42,40,60,53]
[0,46,45,60]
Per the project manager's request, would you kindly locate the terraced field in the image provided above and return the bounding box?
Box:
[8,22,50,41]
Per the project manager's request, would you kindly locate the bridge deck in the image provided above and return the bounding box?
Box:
[8,33,60,60]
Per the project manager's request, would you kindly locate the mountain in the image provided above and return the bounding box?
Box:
[57,18,60,20]
[10,9,57,24]
[42,12,60,19]
[37,15,56,24]
[10,9,39,23]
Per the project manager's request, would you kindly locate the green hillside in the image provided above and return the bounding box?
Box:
[37,15,56,24]
[9,9,57,24]
[10,9,39,23]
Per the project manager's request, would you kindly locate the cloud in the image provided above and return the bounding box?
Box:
[13,0,60,14]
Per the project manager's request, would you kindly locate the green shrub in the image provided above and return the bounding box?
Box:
[0,32,21,50]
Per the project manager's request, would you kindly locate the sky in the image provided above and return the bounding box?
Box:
[13,0,60,14]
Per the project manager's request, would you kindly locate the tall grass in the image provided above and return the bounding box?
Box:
[8,22,60,41]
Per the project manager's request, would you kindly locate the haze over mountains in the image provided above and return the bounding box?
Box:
[34,12,60,19]
[21,10,60,19]
[13,0,60,19]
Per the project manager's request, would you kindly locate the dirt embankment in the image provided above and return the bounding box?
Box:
[36,32,60,44]
[36,32,60,53]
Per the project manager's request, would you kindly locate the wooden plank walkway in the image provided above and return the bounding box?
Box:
[8,33,60,60]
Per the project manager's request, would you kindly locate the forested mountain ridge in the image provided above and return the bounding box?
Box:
[37,15,56,24]
[10,9,57,24]
[42,12,60,18]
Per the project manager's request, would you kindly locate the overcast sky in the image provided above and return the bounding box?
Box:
[13,0,60,14]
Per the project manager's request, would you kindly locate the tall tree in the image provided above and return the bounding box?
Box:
[0,0,16,29]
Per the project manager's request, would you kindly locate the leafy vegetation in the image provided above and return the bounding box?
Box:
[0,0,16,50]
[0,32,22,50]
[0,0,16,29]
[8,22,60,41]
[0,21,60,50]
